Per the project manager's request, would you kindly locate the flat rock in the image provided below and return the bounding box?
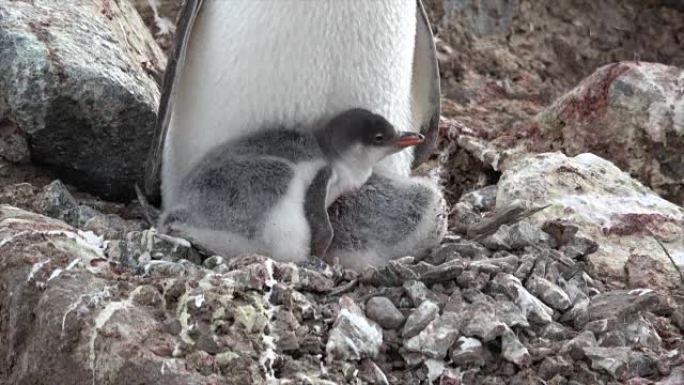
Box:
[575,289,673,328]
[496,152,684,288]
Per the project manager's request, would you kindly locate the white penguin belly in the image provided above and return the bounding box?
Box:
[260,160,326,263]
[163,0,418,206]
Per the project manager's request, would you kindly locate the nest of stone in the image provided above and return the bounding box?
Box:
[4,177,681,384]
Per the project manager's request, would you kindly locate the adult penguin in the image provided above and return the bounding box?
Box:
[143,0,444,267]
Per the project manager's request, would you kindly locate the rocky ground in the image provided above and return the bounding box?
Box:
[0,0,683,384]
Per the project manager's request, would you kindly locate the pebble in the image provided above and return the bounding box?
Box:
[366,296,405,330]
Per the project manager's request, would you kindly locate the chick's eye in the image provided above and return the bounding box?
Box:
[374,134,384,143]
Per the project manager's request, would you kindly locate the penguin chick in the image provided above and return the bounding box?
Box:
[325,173,447,271]
[159,109,424,263]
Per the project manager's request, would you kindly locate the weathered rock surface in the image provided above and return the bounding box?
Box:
[496,152,684,288]
[326,296,383,362]
[0,0,164,200]
[0,205,266,384]
[133,0,181,51]
[528,62,684,205]
[2,174,684,383]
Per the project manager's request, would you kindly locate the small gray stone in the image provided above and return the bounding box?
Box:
[140,260,188,277]
[514,253,536,280]
[402,300,440,339]
[460,185,498,212]
[470,253,519,274]
[561,236,598,259]
[501,327,530,367]
[538,356,573,380]
[366,296,405,330]
[575,289,672,328]
[525,275,572,311]
[439,239,491,260]
[585,346,658,380]
[33,180,79,225]
[293,267,335,293]
[359,359,389,385]
[326,296,382,362]
[363,259,420,286]
[419,259,467,284]
[108,228,193,270]
[493,273,554,324]
[404,312,460,359]
[540,322,577,341]
[403,280,440,307]
[557,273,591,305]
[598,313,662,350]
[561,330,598,361]
[583,318,611,334]
[449,201,481,233]
[82,211,143,239]
[482,225,512,250]
[541,219,579,246]
[462,304,507,342]
[450,336,486,367]
[202,255,225,269]
[456,269,489,290]
[495,298,529,328]
[507,222,555,249]
[429,243,461,265]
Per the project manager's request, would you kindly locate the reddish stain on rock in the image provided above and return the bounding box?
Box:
[625,254,675,291]
[559,62,632,124]
[603,213,680,236]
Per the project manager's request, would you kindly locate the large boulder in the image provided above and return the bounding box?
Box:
[0,0,165,201]
[496,152,684,289]
[527,62,684,205]
[0,204,268,384]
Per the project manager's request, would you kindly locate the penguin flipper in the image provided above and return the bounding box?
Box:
[143,0,205,203]
[410,0,441,168]
[304,166,334,258]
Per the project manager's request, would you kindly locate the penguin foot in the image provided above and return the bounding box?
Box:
[325,173,447,271]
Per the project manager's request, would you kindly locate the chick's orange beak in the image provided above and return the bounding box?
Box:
[392,132,425,148]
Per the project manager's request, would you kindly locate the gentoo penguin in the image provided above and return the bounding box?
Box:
[326,173,447,271]
[159,109,424,263]
[143,0,441,204]
[142,0,445,268]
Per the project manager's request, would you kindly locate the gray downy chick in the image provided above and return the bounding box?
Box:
[325,172,447,271]
[159,108,424,263]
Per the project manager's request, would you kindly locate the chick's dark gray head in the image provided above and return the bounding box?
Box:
[319,108,424,160]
